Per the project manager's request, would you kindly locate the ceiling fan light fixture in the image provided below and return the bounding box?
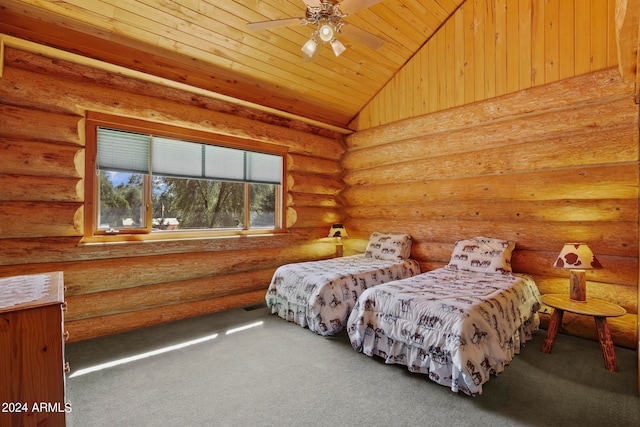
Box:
[330,39,346,57]
[318,22,334,42]
[301,38,318,57]
[248,0,386,61]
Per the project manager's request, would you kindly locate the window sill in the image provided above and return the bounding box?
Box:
[80,229,289,245]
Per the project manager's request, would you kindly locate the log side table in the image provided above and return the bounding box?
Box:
[540,293,626,372]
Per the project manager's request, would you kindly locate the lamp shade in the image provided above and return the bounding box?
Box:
[301,38,318,57]
[318,22,334,42]
[328,223,348,238]
[553,243,603,270]
[330,39,346,56]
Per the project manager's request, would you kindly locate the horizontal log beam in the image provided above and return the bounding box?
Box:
[65,269,274,321]
[0,62,344,160]
[287,172,344,195]
[0,104,82,144]
[2,33,351,134]
[345,199,638,223]
[341,164,638,205]
[287,192,340,208]
[0,138,83,177]
[0,230,324,266]
[65,289,267,342]
[0,243,333,295]
[0,201,83,238]
[345,97,637,171]
[286,206,343,229]
[0,174,82,202]
[344,123,638,186]
[287,153,342,176]
[346,68,633,150]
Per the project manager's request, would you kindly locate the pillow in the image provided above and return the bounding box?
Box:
[364,232,412,260]
[447,236,515,274]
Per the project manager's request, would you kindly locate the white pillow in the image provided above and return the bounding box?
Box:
[364,232,412,260]
[447,236,515,274]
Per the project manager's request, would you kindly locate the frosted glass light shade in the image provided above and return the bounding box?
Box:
[301,39,318,57]
[319,23,334,42]
[330,39,346,56]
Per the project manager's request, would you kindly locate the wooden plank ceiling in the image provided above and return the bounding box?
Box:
[0,0,465,130]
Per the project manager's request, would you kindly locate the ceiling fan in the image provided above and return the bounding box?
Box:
[246,0,386,59]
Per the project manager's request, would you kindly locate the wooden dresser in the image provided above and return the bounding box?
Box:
[0,272,69,427]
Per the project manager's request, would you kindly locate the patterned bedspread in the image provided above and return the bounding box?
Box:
[346,267,541,395]
[266,255,420,336]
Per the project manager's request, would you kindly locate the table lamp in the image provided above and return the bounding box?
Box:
[553,243,603,302]
[328,223,348,257]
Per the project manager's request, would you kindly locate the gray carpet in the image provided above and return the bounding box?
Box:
[65,305,639,427]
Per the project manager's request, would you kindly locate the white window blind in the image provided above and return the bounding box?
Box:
[246,151,282,184]
[97,128,150,174]
[97,128,282,184]
[152,137,203,178]
[204,145,246,181]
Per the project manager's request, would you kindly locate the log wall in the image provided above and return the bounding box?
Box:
[0,46,346,342]
[342,68,638,349]
[1,8,638,357]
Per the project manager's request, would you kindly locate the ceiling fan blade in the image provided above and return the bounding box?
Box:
[339,24,385,50]
[300,0,318,7]
[246,17,304,31]
[338,0,384,15]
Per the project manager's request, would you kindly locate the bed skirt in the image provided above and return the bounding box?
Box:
[353,312,540,396]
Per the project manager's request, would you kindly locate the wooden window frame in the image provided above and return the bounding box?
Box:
[83,112,287,243]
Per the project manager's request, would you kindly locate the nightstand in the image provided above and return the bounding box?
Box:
[540,293,626,372]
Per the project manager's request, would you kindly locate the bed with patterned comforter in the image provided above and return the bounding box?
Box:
[266,254,421,336]
[346,267,541,395]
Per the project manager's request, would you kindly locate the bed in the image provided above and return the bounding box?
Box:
[346,237,542,396]
[266,232,421,336]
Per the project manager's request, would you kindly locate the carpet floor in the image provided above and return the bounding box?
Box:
[65,305,639,427]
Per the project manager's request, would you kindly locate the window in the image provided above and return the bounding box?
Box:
[85,113,286,241]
